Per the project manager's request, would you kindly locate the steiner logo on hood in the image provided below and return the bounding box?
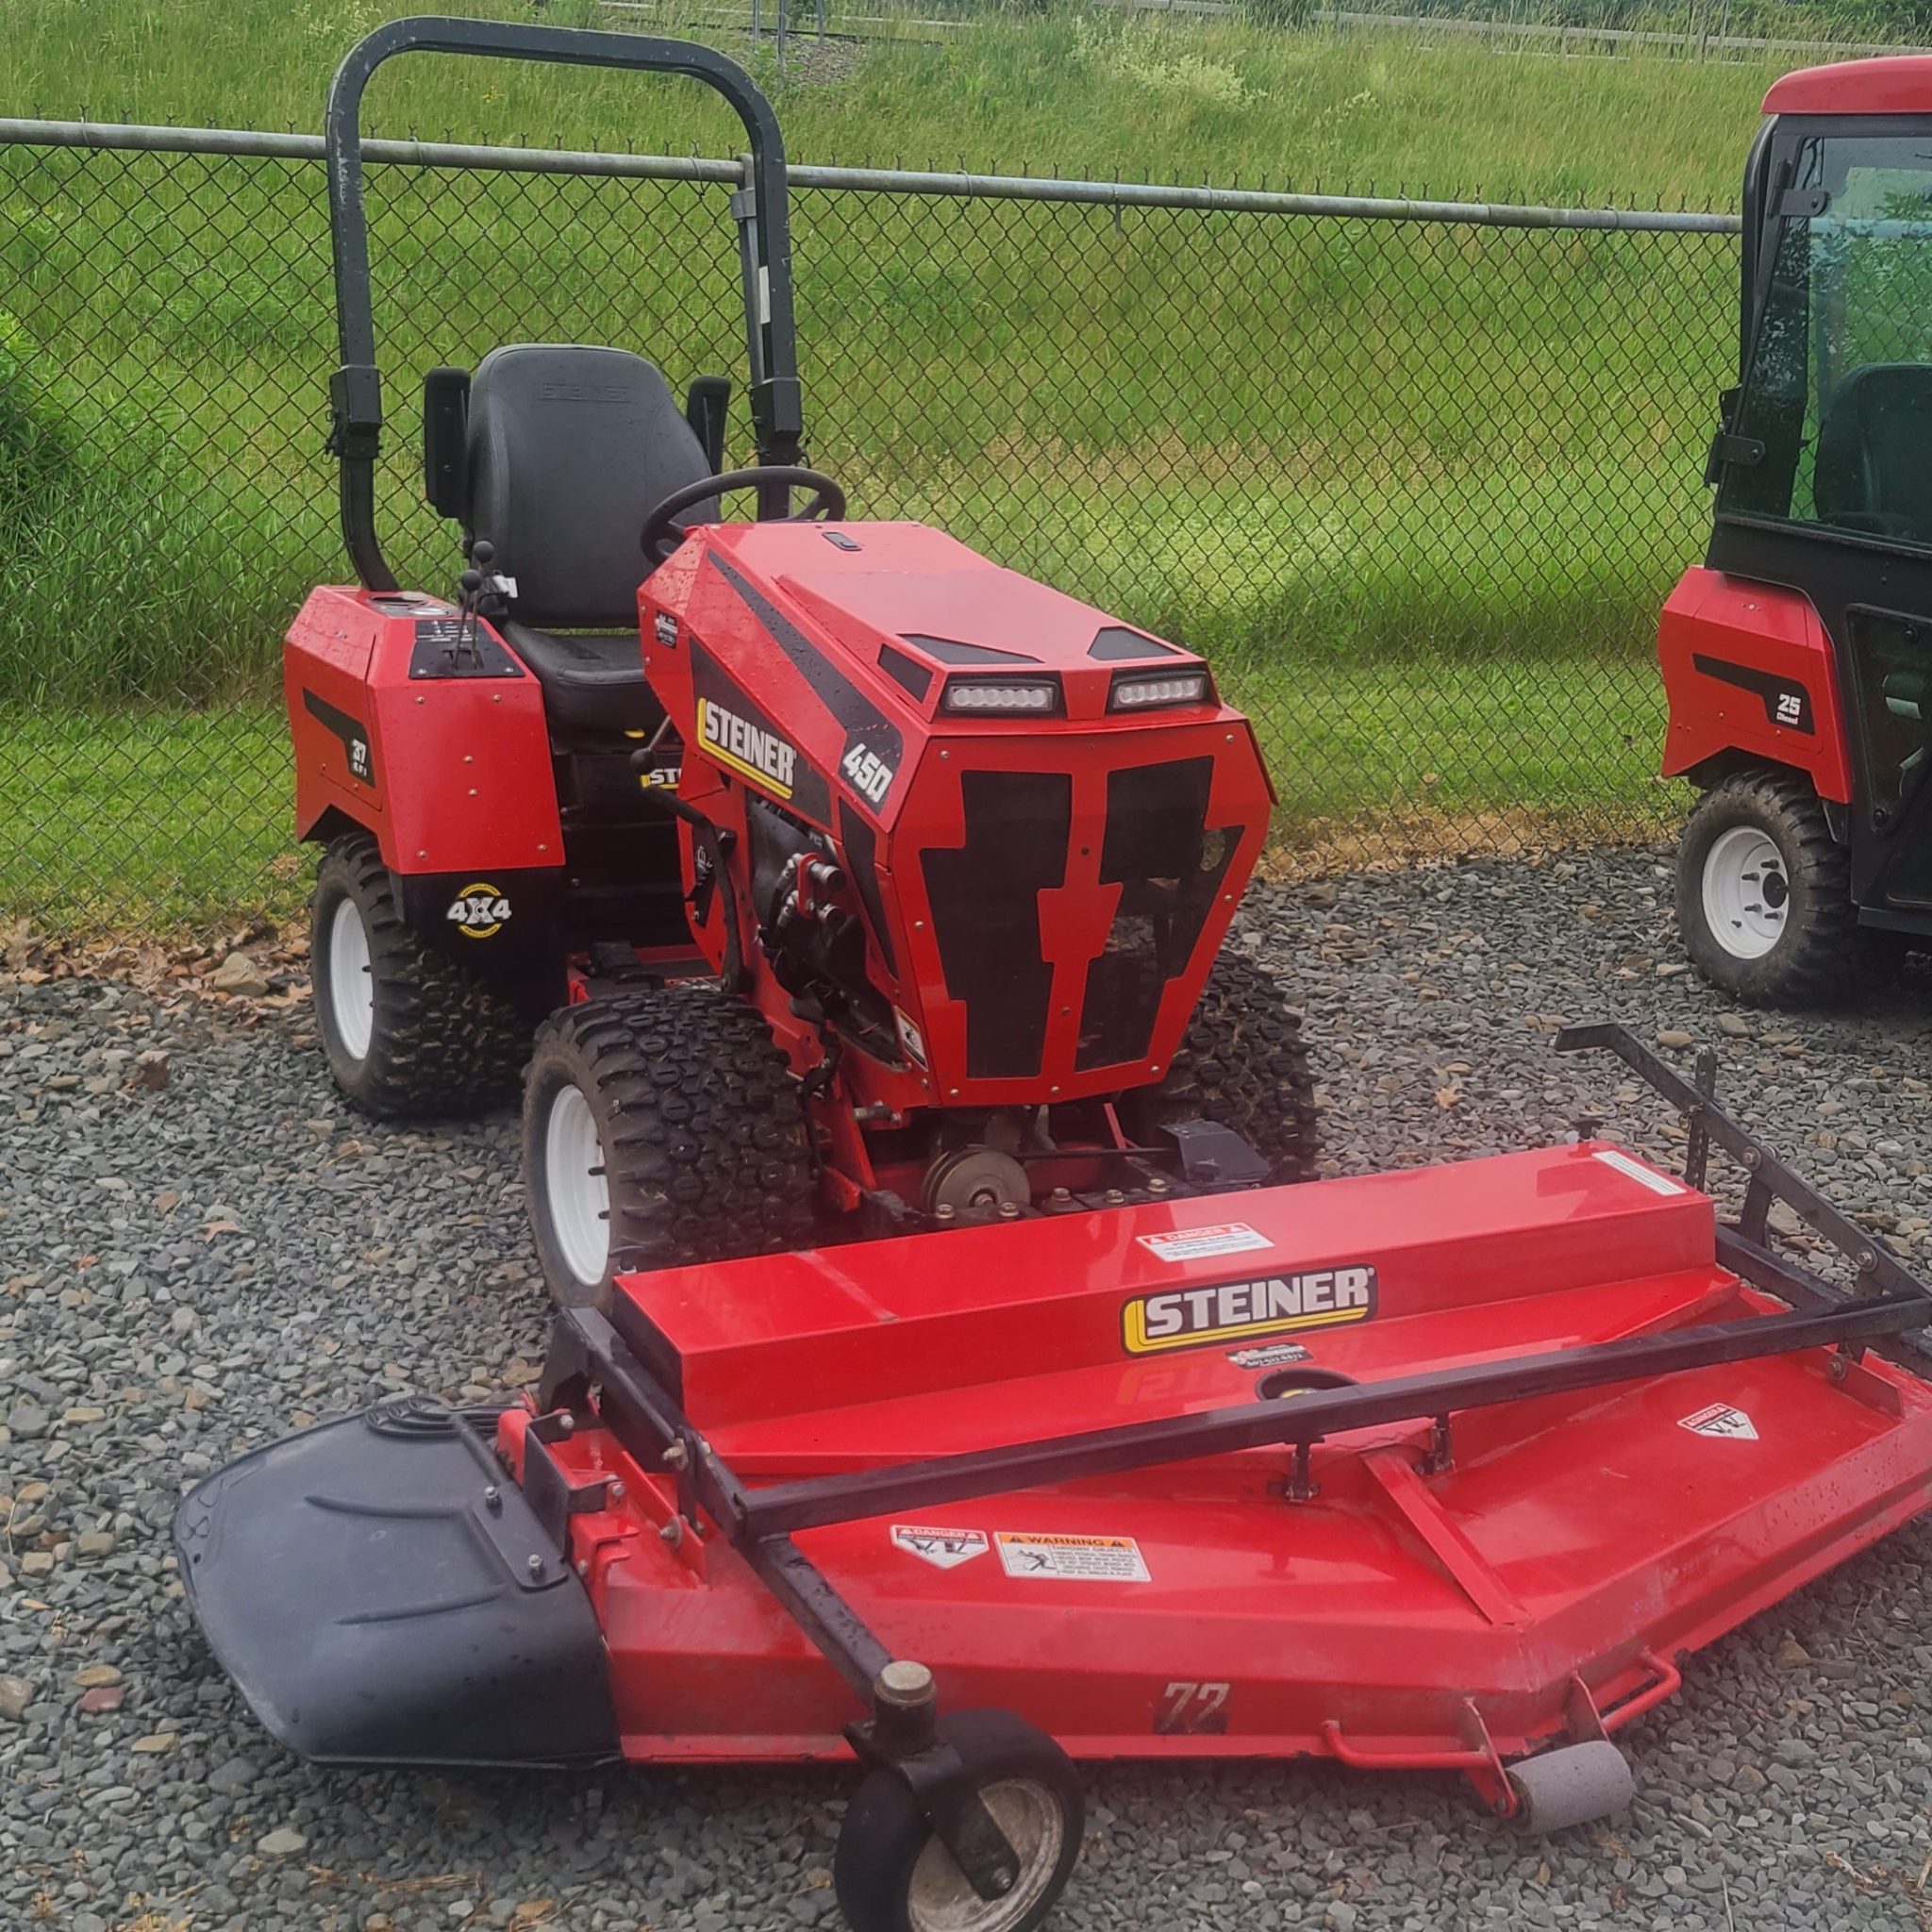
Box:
[1121,1266,1377,1355]
[697,696,798,800]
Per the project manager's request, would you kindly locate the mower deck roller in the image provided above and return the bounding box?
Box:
[177,1026,1932,1931]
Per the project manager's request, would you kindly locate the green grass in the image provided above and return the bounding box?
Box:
[1,708,301,929]
[0,0,1774,927]
[1,0,1782,204]
[0,655,1664,928]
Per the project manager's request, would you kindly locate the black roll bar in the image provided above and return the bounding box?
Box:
[324,15,804,590]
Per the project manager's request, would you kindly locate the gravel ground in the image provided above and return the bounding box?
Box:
[7,846,1932,1932]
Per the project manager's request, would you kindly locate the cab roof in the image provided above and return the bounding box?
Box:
[1765,55,1932,117]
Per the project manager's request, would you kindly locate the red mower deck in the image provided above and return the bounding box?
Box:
[178,1024,1932,1932]
[500,1133,1932,1774]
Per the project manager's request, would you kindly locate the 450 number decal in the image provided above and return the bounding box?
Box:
[841,739,895,808]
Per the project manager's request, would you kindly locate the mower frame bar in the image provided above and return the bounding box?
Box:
[323,14,803,590]
[537,1020,1932,1700]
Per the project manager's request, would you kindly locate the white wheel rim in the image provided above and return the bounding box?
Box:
[1701,825,1790,960]
[907,1779,1065,1932]
[544,1083,610,1289]
[326,896,375,1061]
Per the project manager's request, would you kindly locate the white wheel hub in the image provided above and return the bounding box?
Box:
[1700,825,1790,960]
[544,1083,610,1289]
[907,1779,1065,1932]
[326,896,375,1062]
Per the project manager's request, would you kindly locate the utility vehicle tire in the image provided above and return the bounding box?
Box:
[310,832,527,1120]
[1676,767,1864,1006]
[834,1708,1085,1932]
[1121,952,1319,1182]
[522,986,816,1308]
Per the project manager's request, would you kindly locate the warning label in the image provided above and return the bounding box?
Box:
[890,1524,987,1570]
[995,1532,1151,1583]
[1679,1402,1758,1441]
[1138,1223,1274,1264]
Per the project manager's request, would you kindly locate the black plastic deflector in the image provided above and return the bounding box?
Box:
[172,1397,619,1768]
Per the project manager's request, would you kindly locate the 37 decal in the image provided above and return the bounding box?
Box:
[1122,1266,1377,1356]
[652,610,679,648]
[302,689,376,788]
[446,882,511,939]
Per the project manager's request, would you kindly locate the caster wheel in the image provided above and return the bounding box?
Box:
[834,1709,1083,1932]
[1507,1740,1635,1833]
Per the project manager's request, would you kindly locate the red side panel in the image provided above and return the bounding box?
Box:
[1764,57,1932,116]
[284,585,563,872]
[1657,567,1853,802]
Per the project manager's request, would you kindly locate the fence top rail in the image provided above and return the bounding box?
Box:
[0,115,1743,233]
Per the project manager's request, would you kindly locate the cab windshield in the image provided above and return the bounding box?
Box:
[1719,132,1932,548]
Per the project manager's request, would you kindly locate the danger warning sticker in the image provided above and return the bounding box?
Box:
[1137,1223,1274,1264]
[891,1524,988,1569]
[1679,1402,1758,1441]
[995,1532,1151,1583]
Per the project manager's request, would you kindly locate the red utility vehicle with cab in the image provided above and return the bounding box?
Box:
[1667,57,1932,1000]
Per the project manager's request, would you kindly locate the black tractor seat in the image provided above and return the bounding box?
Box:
[499,624,662,739]
[452,341,717,741]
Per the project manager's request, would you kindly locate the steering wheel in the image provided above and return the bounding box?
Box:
[640,466,848,563]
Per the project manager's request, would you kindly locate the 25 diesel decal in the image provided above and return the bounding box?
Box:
[1121,1265,1377,1355]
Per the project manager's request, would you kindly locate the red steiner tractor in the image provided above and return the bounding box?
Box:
[289,22,1313,1308]
[1666,58,1932,1002]
[176,27,1932,1932]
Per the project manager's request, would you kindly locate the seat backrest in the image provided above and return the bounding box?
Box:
[1814,362,1932,542]
[466,344,714,628]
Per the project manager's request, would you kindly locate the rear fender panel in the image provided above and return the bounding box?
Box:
[1658,568,1854,802]
[286,585,564,870]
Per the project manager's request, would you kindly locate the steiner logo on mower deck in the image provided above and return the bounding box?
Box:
[1122,1266,1378,1355]
[697,696,798,800]
[446,883,511,939]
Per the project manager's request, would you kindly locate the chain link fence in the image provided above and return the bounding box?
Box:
[0,120,1739,932]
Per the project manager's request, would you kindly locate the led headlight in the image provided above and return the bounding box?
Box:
[1108,670,1213,712]
[940,677,1061,715]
